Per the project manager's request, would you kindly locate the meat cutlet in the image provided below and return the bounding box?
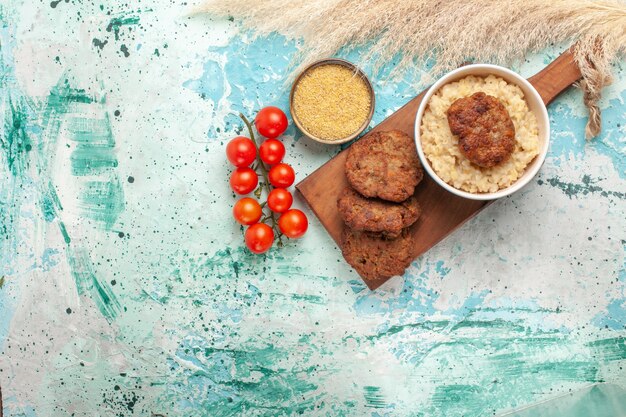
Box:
[345,130,423,202]
[337,187,421,238]
[447,92,516,168]
[341,228,414,287]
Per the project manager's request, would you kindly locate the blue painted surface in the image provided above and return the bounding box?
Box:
[0,2,624,416]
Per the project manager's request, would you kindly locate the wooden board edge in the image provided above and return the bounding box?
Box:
[295,183,341,247]
[296,49,582,291]
[367,200,493,290]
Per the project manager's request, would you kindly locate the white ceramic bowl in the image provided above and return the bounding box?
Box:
[414,64,550,200]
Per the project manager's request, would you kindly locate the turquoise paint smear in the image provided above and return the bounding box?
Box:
[39,180,71,244]
[2,12,124,329]
[416,332,621,417]
[195,246,301,280]
[592,238,626,331]
[187,247,267,323]
[40,248,60,271]
[1,396,38,417]
[431,384,482,413]
[361,320,451,341]
[67,115,116,146]
[434,260,451,277]
[539,175,625,201]
[156,247,362,416]
[183,33,296,140]
[107,14,140,41]
[70,146,119,174]
[183,60,223,104]
[0,268,12,356]
[40,180,63,222]
[0,17,36,279]
[79,178,125,230]
[41,78,97,147]
[526,361,599,381]
[1,96,33,177]
[0,16,34,360]
[42,77,126,233]
[353,258,458,316]
[593,300,626,331]
[68,247,121,321]
[38,75,126,242]
[164,245,626,416]
[505,383,626,417]
[363,386,387,409]
[342,288,625,417]
[587,337,626,361]
[68,114,119,176]
[547,90,626,178]
[165,338,321,417]
[449,318,529,332]
[0,188,9,247]
[57,221,71,244]
[588,92,626,178]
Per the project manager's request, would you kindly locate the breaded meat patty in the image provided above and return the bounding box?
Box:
[345,130,423,202]
[337,187,421,238]
[447,92,516,168]
[341,228,414,286]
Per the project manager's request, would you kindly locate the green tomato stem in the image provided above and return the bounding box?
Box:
[240,113,271,188]
[239,113,283,242]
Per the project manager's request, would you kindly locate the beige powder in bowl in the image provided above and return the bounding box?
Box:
[420,75,540,193]
[292,64,372,141]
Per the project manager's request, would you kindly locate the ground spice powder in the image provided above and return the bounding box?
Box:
[293,64,372,141]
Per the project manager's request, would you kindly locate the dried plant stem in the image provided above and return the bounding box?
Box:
[199,0,626,139]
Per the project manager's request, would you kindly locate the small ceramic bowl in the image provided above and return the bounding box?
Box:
[289,58,375,145]
[414,64,550,201]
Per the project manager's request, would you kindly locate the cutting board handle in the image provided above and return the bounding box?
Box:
[528,49,582,105]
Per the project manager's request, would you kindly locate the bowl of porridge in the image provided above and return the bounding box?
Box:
[414,64,550,200]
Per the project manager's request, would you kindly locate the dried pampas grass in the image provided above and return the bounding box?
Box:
[197,0,626,138]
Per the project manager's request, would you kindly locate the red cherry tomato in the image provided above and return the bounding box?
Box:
[268,163,295,188]
[245,223,274,254]
[233,198,262,225]
[230,167,258,194]
[254,106,288,139]
[259,138,285,165]
[226,136,256,167]
[267,188,293,213]
[278,209,308,239]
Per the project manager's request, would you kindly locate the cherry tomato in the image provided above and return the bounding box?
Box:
[233,198,262,225]
[254,106,288,139]
[278,209,308,239]
[230,167,258,194]
[226,136,256,167]
[268,163,295,188]
[259,138,285,165]
[267,188,293,213]
[245,223,274,254]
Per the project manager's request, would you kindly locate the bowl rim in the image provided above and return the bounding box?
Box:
[289,58,375,145]
[414,64,550,201]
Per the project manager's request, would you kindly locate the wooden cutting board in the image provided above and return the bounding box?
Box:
[296,50,582,290]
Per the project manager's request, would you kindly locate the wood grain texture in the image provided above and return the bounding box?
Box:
[528,49,582,105]
[296,51,582,290]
